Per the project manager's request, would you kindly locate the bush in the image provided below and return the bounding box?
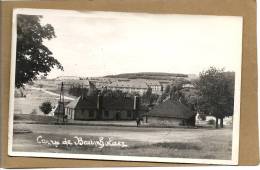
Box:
[39,101,52,115]
[208,119,215,125]
[31,109,38,115]
[198,114,206,121]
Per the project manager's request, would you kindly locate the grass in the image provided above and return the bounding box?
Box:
[152,142,201,150]
[14,114,57,123]
[13,132,202,158]
[12,123,233,160]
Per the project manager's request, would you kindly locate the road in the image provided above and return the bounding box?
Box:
[29,86,74,100]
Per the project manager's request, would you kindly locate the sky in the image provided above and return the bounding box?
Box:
[16,9,243,78]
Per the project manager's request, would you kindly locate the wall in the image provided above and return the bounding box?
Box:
[101,110,134,120]
[65,108,75,119]
[74,108,97,120]
[145,116,183,127]
[68,108,135,120]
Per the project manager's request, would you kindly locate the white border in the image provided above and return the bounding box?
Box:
[8,8,243,165]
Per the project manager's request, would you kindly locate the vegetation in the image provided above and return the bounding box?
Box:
[68,85,89,97]
[196,67,235,128]
[208,119,216,125]
[39,101,52,115]
[157,67,235,129]
[105,72,188,80]
[16,14,63,88]
[142,87,159,105]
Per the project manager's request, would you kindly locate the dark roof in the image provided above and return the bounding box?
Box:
[67,96,98,109]
[102,97,134,110]
[148,100,195,119]
[65,95,139,110]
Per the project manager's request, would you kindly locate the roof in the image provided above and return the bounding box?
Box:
[182,84,195,88]
[66,96,98,109]
[65,97,81,109]
[147,100,195,119]
[145,80,161,86]
[65,95,141,111]
[102,97,135,110]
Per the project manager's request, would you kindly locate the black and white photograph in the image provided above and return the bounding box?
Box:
[9,8,242,165]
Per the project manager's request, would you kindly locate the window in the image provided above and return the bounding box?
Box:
[104,110,109,117]
[127,111,132,118]
[89,110,94,117]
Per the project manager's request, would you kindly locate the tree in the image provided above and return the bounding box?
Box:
[164,85,170,94]
[39,101,52,115]
[196,67,235,128]
[142,87,152,104]
[16,14,63,88]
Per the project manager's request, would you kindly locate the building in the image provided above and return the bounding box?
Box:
[146,80,163,94]
[64,95,144,121]
[57,80,90,90]
[54,101,70,117]
[182,83,195,89]
[144,100,196,126]
[107,79,148,95]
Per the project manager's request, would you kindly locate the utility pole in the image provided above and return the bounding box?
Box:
[57,82,65,123]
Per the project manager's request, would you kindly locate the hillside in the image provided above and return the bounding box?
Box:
[104,72,188,80]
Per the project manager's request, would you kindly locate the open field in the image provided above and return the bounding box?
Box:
[12,123,232,160]
[14,86,73,115]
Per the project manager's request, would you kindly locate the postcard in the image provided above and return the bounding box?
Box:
[8,8,243,165]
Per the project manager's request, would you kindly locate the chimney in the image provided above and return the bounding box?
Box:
[97,93,103,110]
[88,81,96,96]
[133,96,139,110]
[81,84,85,99]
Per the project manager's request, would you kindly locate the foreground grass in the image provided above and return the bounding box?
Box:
[13,127,232,160]
[14,114,57,123]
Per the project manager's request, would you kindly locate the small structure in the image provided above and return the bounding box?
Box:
[145,100,196,126]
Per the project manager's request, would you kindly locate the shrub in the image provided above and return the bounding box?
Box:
[39,101,52,115]
[208,119,215,125]
[31,109,38,115]
[198,114,206,121]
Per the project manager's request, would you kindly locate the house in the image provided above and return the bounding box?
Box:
[54,101,70,117]
[64,95,144,121]
[144,100,196,126]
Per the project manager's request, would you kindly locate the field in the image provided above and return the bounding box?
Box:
[14,86,74,115]
[12,122,232,160]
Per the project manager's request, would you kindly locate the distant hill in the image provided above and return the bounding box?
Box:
[104,72,188,80]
